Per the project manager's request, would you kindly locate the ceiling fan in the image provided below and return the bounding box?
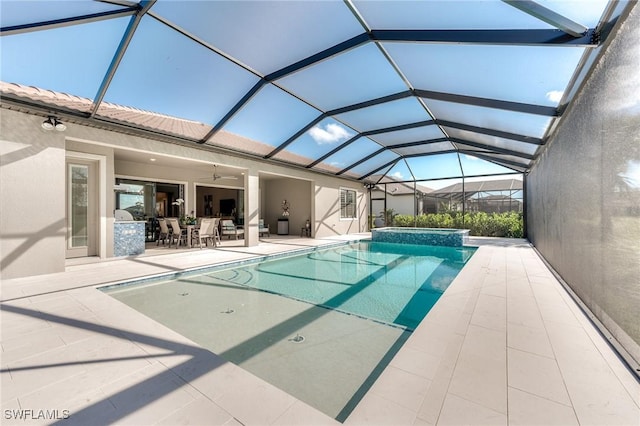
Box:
[200,165,238,182]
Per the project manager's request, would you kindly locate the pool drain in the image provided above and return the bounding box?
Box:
[289,333,305,343]
[221,308,235,314]
[179,292,189,296]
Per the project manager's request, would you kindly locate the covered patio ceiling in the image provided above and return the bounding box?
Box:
[0,0,619,184]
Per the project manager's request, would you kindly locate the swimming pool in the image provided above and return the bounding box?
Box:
[102,240,476,420]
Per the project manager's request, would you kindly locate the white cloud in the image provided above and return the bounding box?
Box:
[618,159,640,190]
[463,154,479,161]
[391,171,404,180]
[546,90,563,103]
[309,123,351,145]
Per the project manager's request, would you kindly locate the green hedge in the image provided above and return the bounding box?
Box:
[391,211,524,238]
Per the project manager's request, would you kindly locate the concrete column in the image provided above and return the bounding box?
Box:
[244,169,259,247]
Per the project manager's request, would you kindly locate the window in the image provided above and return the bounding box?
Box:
[69,164,89,248]
[340,188,357,219]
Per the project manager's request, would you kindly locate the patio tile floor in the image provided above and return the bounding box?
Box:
[1,235,638,425]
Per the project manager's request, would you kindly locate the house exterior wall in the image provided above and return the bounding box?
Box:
[526,3,640,365]
[369,190,415,216]
[1,111,67,279]
[387,195,415,216]
[0,109,367,279]
[317,185,366,236]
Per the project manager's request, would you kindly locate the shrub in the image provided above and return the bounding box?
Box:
[392,211,524,238]
[393,215,415,227]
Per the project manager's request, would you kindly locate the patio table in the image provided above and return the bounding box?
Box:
[180,224,196,248]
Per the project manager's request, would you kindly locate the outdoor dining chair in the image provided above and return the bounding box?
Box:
[212,218,221,246]
[166,217,188,248]
[193,218,216,248]
[259,219,270,237]
[157,218,170,245]
[220,219,244,239]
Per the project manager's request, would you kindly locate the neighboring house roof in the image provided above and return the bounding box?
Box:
[429,178,523,197]
[372,180,433,196]
[373,178,522,198]
[470,194,524,202]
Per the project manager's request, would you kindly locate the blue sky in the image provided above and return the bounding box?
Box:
[0,0,610,181]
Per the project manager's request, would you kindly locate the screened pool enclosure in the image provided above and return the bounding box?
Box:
[1,1,639,376]
[0,0,614,184]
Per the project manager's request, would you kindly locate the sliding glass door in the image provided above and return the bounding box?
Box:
[115,179,182,241]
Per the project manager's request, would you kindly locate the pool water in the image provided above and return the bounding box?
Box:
[103,241,475,420]
[210,241,475,329]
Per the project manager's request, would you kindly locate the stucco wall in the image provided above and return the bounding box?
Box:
[387,195,415,217]
[0,109,367,279]
[369,190,416,217]
[526,4,640,365]
[315,185,366,236]
[1,111,66,279]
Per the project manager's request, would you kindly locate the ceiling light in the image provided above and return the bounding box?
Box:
[149,158,156,162]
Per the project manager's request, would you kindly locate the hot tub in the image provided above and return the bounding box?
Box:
[371,227,470,247]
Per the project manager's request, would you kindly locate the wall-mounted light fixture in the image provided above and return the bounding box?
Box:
[42,116,66,132]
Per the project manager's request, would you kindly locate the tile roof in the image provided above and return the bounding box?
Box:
[1,81,347,173]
